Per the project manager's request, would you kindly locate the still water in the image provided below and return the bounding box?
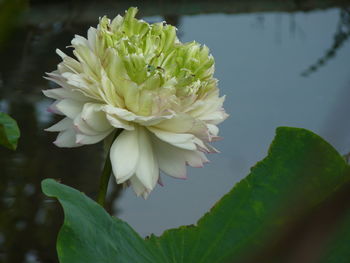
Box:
[0,1,349,262]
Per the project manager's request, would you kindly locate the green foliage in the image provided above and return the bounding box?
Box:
[0,112,20,150]
[0,0,28,48]
[42,127,350,263]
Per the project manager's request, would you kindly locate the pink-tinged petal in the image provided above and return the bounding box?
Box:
[73,114,99,136]
[54,129,81,148]
[147,127,197,151]
[110,129,139,184]
[201,142,220,154]
[55,99,84,119]
[152,135,187,179]
[45,117,72,132]
[47,101,64,115]
[135,127,159,190]
[158,176,164,186]
[76,131,112,145]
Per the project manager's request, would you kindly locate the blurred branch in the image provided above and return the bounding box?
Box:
[302,8,350,77]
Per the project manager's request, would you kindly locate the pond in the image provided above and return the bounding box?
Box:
[0,1,350,262]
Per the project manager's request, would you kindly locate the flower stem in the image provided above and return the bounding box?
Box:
[97,129,122,207]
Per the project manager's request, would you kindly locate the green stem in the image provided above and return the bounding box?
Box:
[97,129,122,207]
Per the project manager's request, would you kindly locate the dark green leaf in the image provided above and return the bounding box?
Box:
[0,112,20,150]
[319,207,350,263]
[147,127,350,263]
[42,179,158,263]
[42,127,350,263]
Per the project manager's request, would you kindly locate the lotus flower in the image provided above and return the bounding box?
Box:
[43,7,228,198]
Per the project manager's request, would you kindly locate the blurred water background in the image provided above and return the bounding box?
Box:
[0,0,350,262]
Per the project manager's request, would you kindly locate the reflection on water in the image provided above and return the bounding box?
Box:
[1,1,350,262]
[302,7,350,76]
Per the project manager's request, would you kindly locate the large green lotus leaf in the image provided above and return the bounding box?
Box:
[0,112,20,150]
[42,127,350,263]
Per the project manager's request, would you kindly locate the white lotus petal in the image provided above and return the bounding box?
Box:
[62,55,82,74]
[154,114,209,141]
[62,72,90,90]
[47,101,64,115]
[184,150,209,168]
[110,129,139,184]
[135,127,158,190]
[43,88,88,102]
[129,176,149,198]
[71,34,88,46]
[186,94,227,124]
[200,110,229,125]
[73,114,99,136]
[45,117,72,132]
[207,123,219,136]
[100,69,124,107]
[155,114,207,134]
[105,113,134,130]
[81,103,112,132]
[76,131,111,145]
[154,114,199,133]
[103,105,174,126]
[55,99,84,119]
[43,88,69,100]
[54,129,81,148]
[87,27,97,52]
[200,142,219,154]
[152,135,186,179]
[148,127,197,150]
[44,73,78,90]
[73,45,100,79]
[56,48,67,59]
